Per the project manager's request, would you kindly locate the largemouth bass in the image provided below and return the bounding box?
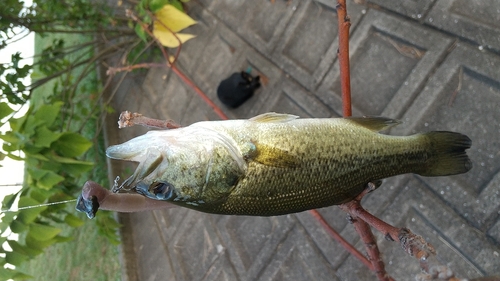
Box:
[105,113,472,216]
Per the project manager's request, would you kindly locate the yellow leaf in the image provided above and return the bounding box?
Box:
[153,30,196,48]
[154,4,197,33]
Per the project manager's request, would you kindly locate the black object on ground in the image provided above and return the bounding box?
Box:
[217,71,261,108]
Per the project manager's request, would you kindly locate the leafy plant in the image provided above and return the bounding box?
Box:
[0,0,196,279]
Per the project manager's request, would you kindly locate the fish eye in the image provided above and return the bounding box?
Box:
[150,182,174,200]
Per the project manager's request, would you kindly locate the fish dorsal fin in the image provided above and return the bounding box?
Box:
[347,116,401,132]
[249,112,299,123]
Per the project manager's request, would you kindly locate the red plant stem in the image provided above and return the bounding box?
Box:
[351,217,393,281]
[341,200,400,243]
[309,209,374,270]
[335,1,392,280]
[336,0,352,117]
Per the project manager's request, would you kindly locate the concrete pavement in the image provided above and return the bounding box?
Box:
[103,0,500,280]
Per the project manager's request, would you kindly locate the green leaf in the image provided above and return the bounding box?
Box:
[2,192,20,211]
[0,212,16,233]
[48,154,94,176]
[53,235,74,243]
[149,0,170,12]
[23,115,45,137]
[29,188,50,203]
[23,143,44,155]
[27,167,48,180]
[38,171,65,190]
[33,102,63,127]
[9,220,28,234]
[28,167,64,189]
[8,109,28,131]
[28,223,61,241]
[17,197,46,224]
[64,213,84,227]
[135,23,147,42]
[52,132,92,157]
[33,126,62,148]
[170,0,184,11]
[7,152,24,161]
[7,240,42,257]
[0,131,20,145]
[0,267,15,280]
[25,234,54,251]
[0,102,14,120]
[24,152,50,161]
[5,251,29,267]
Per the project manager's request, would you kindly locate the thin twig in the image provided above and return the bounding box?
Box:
[448,67,463,107]
[117,111,181,129]
[309,209,374,270]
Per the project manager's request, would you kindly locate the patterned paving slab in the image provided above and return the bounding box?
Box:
[392,42,500,233]
[426,0,500,52]
[317,9,454,118]
[101,1,500,280]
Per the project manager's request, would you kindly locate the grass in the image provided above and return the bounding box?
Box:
[17,211,121,281]
[15,31,122,280]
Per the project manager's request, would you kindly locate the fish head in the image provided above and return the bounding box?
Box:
[106,128,245,205]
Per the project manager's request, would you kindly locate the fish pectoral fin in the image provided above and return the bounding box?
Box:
[367,180,383,192]
[249,112,299,123]
[252,143,300,168]
[347,116,401,132]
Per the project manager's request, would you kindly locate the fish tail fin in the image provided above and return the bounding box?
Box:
[419,131,472,176]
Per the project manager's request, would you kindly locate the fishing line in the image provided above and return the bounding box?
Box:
[0,199,78,213]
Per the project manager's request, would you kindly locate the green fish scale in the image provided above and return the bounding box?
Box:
[193,120,431,216]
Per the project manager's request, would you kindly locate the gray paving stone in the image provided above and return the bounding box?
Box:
[128,212,176,281]
[168,212,228,281]
[260,78,334,117]
[216,215,295,280]
[426,0,500,52]
[142,67,194,124]
[367,0,436,19]
[293,211,353,267]
[392,43,500,230]
[488,219,500,244]
[317,9,454,118]
[257,224,340,281]
[203,0,300,55]
[100,1,500,280]
[271,0,364,91]
[338,177,500,280]
[175,4,218,73]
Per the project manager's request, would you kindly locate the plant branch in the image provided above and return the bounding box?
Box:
[336,0,352,117]
[309,209,374,270]
[332,1,392,280]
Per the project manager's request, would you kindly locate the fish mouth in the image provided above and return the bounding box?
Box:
[107,144,165,193]
[106,131,171,192]
[117,152,163,192]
